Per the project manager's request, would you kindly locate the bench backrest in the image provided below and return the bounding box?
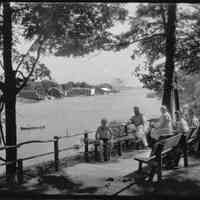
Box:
[190,125,200,140]
[161,133,183,152]
[150,133,183,157]
[148,118,160,123]
[185,128,195,141]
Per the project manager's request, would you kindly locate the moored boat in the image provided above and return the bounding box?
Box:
[20,125,46,131]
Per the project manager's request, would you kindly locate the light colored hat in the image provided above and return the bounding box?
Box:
[160,105,167,111]
[183,104,189,109]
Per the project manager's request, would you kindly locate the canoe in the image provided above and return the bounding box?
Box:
[20,125,45,131]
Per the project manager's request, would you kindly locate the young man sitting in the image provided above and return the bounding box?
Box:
[96,118,113,161]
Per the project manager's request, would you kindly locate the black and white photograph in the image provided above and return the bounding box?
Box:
[0,1,200,199]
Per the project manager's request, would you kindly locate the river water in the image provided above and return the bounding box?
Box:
[0,88,161,171]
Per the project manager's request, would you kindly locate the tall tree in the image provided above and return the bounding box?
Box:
[3,2,17,184]
[162,4,176,113]
[115,3,200,114]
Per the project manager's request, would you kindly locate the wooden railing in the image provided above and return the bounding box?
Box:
[0,129,96,184]
[0,120,150,185]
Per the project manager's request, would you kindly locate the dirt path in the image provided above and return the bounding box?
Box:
[1,150,200,197]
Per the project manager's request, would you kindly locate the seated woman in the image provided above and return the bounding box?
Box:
[187,108,200,152]
[126,106,148,148]
[188,108,199,129]
[174,110,190,134]
[150,105,173,144]
[150,106,179,169]
[96,118,113,161]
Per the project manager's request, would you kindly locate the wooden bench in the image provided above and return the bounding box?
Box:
[110,122,143,151]
[134,133,188,182]
[83,132,139,162]
[186,126,200,153]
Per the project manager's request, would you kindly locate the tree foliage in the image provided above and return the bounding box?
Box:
[117,4,200,94]
[17,2,128,57]
[0,2,128,93]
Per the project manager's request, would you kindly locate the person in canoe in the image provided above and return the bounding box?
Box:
[96,118,113,161]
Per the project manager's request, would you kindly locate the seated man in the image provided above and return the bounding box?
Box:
[96,118,113,161]
[127,106,148,148]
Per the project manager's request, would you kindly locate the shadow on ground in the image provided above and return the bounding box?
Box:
[121,162,200,196]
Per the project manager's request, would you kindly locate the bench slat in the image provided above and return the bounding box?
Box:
[134,155,156,163]
[113,135,135,143]
[161,133,182,151]
[135,134,182,166]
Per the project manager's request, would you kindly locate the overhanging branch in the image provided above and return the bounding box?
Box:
[15,36,42,73]
[16,43,43,94]
[16,70,26,79]
[129,33,165,45]
[160,4,167,34]
[114,32,165,50]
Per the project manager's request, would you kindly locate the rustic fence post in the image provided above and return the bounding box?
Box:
[54,136,59,171]
[17,159,23,184]
[157,143,163,182]
[117,140,122,156]
[125,139,129,151]
[84,132,89,162]
[182,135,188,167]
[103,140,109,161]
[94,141,99,161]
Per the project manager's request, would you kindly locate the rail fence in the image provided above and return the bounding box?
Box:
[0,119,166,197]
[0,129,97,184]
[0,121,131,185]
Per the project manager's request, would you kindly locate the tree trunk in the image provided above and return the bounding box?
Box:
[3,2,17,184]
[162,3,176,115]
[174,75,180,111]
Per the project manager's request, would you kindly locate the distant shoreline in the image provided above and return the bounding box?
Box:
[17,87,147,104]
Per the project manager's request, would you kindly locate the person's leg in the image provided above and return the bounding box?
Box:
[98,140,104,162]
[103,139,110,161]
[141,133,148,147]
[146,130,152,147]
[135,126,145,148]
[146,129,157,149]
[108,140,112,160]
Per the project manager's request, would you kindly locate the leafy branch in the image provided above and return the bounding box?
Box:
[15,35,42,73]
[15,41,43,94]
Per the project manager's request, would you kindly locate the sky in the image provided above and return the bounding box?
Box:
[40,3,142,86]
